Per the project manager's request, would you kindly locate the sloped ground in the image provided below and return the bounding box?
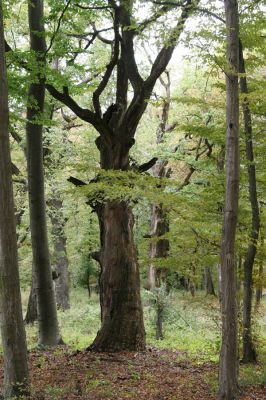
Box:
[1,347,265,399]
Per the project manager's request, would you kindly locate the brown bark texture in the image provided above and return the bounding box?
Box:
[47,0,199,351]
[26,0,61,345]
[205,267,216,296]
[146,71,171,291]
[24,273,37,324]
[90,201,145,351]
[49,197,70,310]
[0,2,29,397]
[219,1,240,399]
[255,261,263,305]
[239,40,260,363]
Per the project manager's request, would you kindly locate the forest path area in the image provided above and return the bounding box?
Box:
[1,347,265,399]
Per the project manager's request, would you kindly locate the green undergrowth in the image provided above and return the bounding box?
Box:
[239,360,266,386]
[21,288,223,361]
[21,289,101,350]
[142,289,222,362]
[205,358,266,395]
[1,288,265,368]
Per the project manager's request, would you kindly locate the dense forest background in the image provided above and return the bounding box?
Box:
[0,0,265,399]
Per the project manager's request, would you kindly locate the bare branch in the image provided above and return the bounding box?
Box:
[10,126,22,143]
[74,4,112,10]
[46,84,110,136]
[138,157,158,172]
[137,2,184,33]
[11,163,20,176]
[145,0,199,88]
[92,23,113,45]
[195,7,225,24]
[191,227,220,249]
[67,176,87,186]
[151,0,183,5]
[46,84,94,121]
[122,0,199,137]
[66,26,113,40]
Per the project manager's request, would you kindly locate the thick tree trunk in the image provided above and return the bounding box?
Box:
[0,4,29,397]
[90,201,145,351]
[219,1,240,399]
[49,198,70,310]
[205,267,216,296]
[239,41,259,364]
[27,0,61,346]
[46,0,199,352]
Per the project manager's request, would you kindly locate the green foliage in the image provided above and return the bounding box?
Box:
[142,289,221,362]
[239,363,266,387]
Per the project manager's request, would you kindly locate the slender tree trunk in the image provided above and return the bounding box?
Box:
[146,73,171,291]
[219,1,240,399]
[239,40,260,363]
[147,203,169,290]
[217,148,225,306]
[156,296,164,340]
[90,200,145,351]
[255,262,263,306]
[205,267,216,296]
[26,0,61,345]
[49,198,70,310]
[217,264,222,304]
[0,4,29,397]
[236,256,242,292]
[25,271,37,324]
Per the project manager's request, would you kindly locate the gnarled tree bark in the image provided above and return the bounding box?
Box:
[90,201,145,351]
[47,0,199,351]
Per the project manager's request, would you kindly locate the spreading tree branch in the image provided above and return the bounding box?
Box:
[119,2,144,92]
[138,157,158,172]
[45,84,110,136]
[74,4,112,11]
[92,11,120,116]
[67,176,87,186]
[122,0,199,136]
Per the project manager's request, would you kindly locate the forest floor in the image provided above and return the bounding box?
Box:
[1,290,265,399]
[1,346,265,399]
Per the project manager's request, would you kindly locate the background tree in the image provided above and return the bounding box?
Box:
[26,0,61,345]
[239,40,260,364]
[0,1,29,397]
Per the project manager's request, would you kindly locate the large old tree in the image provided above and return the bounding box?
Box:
[46,0,199,351]
[0,1,29,397]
